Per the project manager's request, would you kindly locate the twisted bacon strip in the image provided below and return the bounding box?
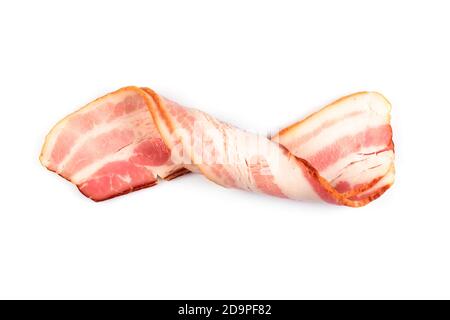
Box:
[40,86,394,207]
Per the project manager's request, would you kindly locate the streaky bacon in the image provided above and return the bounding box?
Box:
[40,87,395,206]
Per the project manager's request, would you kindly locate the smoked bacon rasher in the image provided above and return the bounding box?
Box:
[40,87,394,207]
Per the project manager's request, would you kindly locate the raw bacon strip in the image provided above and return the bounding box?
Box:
[40,87,395,206]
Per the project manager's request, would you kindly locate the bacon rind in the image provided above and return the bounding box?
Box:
[40,87,395,206]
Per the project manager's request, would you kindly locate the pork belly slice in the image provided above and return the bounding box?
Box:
[41,87,394,207]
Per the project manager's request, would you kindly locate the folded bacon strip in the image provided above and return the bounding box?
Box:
[40,87,394,206]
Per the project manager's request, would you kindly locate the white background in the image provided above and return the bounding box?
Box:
[0,0,449,299]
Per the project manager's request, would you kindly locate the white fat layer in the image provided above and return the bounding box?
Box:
[281,92,390,142]
[320,145,393,180]
[356,166,395,197]
[284,112,387,158]
[330,150,394,187]
[270,151,321,201]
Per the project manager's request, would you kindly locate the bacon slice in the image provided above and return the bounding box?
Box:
[40,87,395,206]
